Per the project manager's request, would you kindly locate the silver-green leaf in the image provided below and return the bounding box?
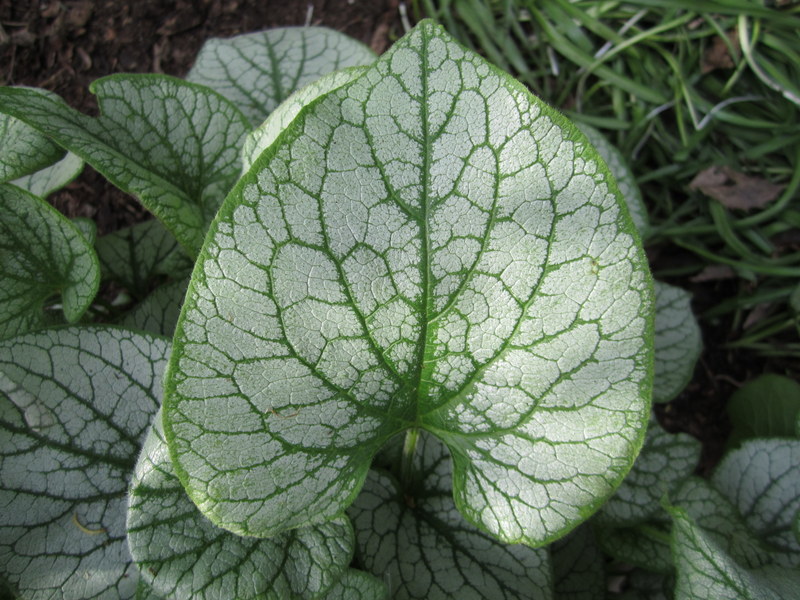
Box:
[669,506,787,600]
[0,75,250,255]
[242,66,369,172]
[0,326,169,599]
[0,184,100,339]
[0,106,65,182]
[597,415,700,526]
[164,20,654,546]
[127,409,354,600]
[652,282,701,403]
[187,27,377,125]
[711,438,800,563]
[347,434,552,599]
[12,152,84,199]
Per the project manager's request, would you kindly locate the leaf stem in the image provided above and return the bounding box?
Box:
[401,427,420,489]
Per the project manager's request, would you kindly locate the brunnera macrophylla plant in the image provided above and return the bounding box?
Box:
[2,18,795,600]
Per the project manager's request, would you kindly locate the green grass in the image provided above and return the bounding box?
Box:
[417,0,800,358]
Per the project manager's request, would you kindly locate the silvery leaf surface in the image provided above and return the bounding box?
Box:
[597,415,700,526]
[243,66,369,172]
[575,123,649,237]
[652,282,701,403]
[347,434,552,599]
[672,476,774,570]
[711,438,800,564]
[0,106,64,182]
[0,326,169,599]
[550,525,604,600]
[164,20,654,546]
[12,152,84,199]
[0,75,250,255]
[0,183,100,339]
[187,27,377,125]
[127,409,354,600]
[669,506,789,600]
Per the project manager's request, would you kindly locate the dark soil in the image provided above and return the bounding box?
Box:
[1,0,404,233]
[1,0,782,474]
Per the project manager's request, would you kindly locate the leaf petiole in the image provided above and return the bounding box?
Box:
[400,427,420,492]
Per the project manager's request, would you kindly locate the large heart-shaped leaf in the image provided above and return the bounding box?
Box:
[187,27,377,125]
[347,434,552,599]
[164,20,653,546]
[0,183,100,339]
[0,75,250,255]
[0,326,169,599]
[127,409,354,600]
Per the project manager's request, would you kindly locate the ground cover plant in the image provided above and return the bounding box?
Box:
[0,12,798,600]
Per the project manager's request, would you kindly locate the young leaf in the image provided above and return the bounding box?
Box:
[575,123,649,237]
[0,75,250,255]
[669,506,787,600]
[187,27,377,125]
[726,375,800,447]
[0,326,169,599]
[119,278,190,337]
[0,106,65,182]
[652,282,702,403]
[0,183,100,339]
[12,151,84,199]
[96,219,192,298]
[550,525,605,600]
[164,20,654,546]
[597,415,700,526]
[127,409,354,600]
[242,66,369,172]
[347,434,553,599]
[711,438,800,563]
[322,570,388,600]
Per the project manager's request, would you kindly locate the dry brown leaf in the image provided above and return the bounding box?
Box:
[689,165,785,211]
[690,264,737,282]
[701,32,739,74]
